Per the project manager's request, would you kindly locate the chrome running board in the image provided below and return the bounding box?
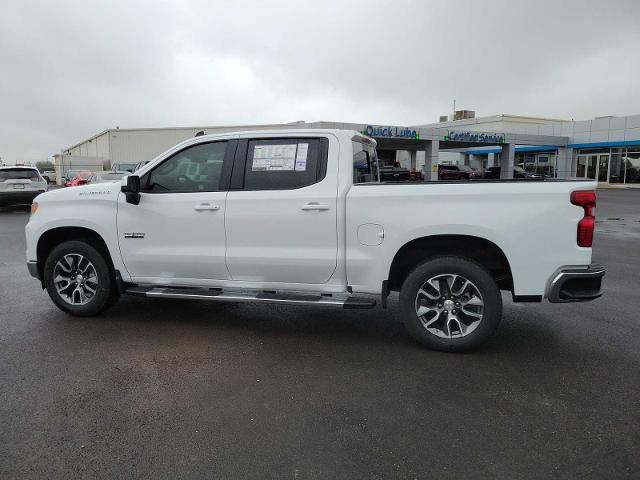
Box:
[125,286,376,309]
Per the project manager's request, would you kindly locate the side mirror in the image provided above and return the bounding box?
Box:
[121,175,141,205]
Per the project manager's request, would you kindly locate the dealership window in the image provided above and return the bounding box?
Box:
[515,152,557,177]
[624,148,640,184]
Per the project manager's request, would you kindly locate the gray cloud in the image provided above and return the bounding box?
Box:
[1,0,639,163]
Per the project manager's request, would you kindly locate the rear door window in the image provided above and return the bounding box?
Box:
[239,138,327,190]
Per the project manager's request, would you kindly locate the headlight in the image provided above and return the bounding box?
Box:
[30,202,39,216]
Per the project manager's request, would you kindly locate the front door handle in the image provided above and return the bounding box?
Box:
[194,203,220,211]
[301,203,330,211]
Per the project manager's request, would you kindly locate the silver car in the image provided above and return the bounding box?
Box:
[0,166,47,206]
[87,171,128,184]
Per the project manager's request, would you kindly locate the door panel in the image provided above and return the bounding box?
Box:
[225,137,338,284]
[117,191,228,280]
[117,139,234,282]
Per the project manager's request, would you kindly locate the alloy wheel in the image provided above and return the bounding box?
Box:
[53,253,99,306]
[414,273,484,338]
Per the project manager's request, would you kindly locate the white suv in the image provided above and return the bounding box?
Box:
[0,166,47,206]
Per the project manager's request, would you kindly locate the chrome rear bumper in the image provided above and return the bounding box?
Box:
[547,263,605,303]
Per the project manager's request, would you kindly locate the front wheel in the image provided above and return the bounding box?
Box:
[399,256,502,352]
[43,240,114,316]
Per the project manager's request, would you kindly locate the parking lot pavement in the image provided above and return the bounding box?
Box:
[1,190,639,480]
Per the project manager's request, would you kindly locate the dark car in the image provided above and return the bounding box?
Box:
[438,164,481,180]
[484,166,546,179]
[379,166,411,182]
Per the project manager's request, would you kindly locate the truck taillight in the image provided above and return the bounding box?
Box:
[571,190,596,247]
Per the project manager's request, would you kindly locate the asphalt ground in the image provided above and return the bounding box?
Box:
[1,189,638,479]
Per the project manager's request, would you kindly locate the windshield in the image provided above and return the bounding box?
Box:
[458,165,475,172]
[0,168,41,181]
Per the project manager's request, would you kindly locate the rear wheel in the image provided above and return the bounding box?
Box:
[399,256,502,352]
[43,240,114,316]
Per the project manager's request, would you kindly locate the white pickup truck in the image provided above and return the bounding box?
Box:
[25,129,604,351]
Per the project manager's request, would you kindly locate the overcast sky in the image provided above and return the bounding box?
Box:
[1,0,639,164]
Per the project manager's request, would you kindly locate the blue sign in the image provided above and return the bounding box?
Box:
[362,125,419,139]
[446,131,505,144]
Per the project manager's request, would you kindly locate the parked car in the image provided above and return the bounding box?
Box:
[458,165,482,179]
[87,171,128,184]
[438,164,481,180]
[112,163,138,173]
[40,170,56,184]
[133,160,151,172]
[25,129,604,352]
[379,165,411,182]
[0,166,47,206]
[65,171,93,187]
[484,166,546,179]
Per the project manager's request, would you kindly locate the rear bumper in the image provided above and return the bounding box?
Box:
[0,190,44,206]
[547,263,605,303]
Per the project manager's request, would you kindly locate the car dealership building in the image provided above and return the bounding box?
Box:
[58,113,640,185]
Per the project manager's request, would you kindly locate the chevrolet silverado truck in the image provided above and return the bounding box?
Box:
[25,129,605,352]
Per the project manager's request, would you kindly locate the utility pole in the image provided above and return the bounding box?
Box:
[452,99,456,121]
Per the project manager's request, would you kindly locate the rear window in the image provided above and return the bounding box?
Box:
[0,169,41,181]
[353,140,380,184]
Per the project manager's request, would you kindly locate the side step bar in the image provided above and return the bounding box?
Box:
[125,286,376,309]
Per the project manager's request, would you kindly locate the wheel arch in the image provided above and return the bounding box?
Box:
[387,234,513,293]
[36,227,117,287]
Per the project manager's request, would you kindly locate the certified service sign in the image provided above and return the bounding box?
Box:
[445,131,505,143]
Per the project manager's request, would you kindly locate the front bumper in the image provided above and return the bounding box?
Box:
[0,190,44,206]
[547,263,605,303]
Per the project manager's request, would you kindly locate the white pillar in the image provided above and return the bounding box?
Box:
[422,140,439,181]
[410,151,417,170]
[500,144,515,179]
[556,147,573,178]
[487,153,496,168]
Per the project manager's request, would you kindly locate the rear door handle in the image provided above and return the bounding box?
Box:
[194,203,220,211]
[301,203,330,211]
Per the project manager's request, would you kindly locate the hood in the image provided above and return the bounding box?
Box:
[34,181,121,204]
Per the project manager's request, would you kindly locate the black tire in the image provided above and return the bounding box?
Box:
[399,256,502,352]
[43,240,114,316]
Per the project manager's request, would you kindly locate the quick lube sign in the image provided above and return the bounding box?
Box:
[362,125,420,139]
[445,131,505,144]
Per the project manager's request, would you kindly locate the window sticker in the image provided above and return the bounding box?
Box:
[252,144,298,171]
[295,143,308,171]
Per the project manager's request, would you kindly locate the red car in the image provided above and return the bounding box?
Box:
[65,171,93,187]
